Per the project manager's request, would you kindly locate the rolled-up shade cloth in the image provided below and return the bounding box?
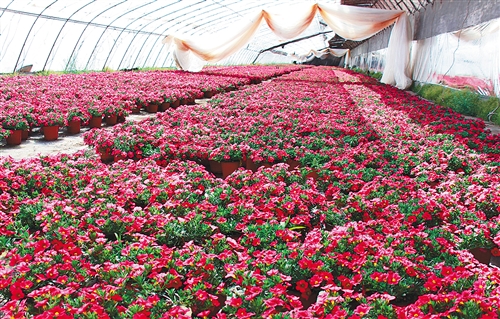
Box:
[163,2,412,89]
[290,48,350,66]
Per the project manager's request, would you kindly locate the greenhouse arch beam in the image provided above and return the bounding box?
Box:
[116,1,182,70]
[85,0,158,71]
[42,0,98,72]
[65,0,129,71]
[13,0,58,73]
[139,0,213,68]
[150,2,265,67]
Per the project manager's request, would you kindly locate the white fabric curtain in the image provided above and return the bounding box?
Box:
[163,3,412,89]
[290,48,350,66]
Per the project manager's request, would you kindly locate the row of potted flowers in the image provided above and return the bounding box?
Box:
[83,67,499,174]
[1,65,500,317]
[0,65,304,145]
[0,145,499,318]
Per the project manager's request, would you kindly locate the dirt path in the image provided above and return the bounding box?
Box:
[0,100,210,160]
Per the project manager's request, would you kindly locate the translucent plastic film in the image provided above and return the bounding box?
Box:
[412,17,500,97]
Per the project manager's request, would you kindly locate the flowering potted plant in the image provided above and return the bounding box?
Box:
[209,144,243,178]
[88,105,103,128]
[1,115,29,145]
[38,111,64,141]
[66,108,87,134]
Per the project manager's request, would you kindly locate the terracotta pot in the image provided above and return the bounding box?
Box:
[105,114,118,126]
[6,129,22,146]
[306,170,319,180]
[171,99,180,108]
[146,103,158,113]
[221,161,240,179]
[159,102,170,112]
[470,248,492,265]
[114,153,127,162]
[286,159,300,170]
[261,163,273,169]
[43,126,59,141]
[203,90,214,98]
[246,158,259,172]
[21,129,29,141]
[89,116,102,128]
[99,149,114,163]
[67,120,81,135]
[209,160,222,174]
[131,107,141,114]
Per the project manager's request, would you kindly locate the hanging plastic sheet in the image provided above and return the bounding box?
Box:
[163,2,412,89]
[412,17,500,96]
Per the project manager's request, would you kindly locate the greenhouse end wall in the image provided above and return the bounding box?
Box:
[350,0,500,97]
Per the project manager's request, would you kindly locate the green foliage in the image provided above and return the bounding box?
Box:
[412,83,500,125]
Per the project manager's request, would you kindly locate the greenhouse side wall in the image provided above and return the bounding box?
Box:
[349,0,500,97]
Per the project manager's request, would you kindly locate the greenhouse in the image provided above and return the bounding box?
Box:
[0,0,500,318]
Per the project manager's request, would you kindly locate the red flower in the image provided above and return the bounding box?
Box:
[296,280,309,293]
[386,272,401,285]
[195,290,208,302]
[10,285,24,300]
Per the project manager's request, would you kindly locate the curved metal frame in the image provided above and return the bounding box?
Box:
[150,1,267,68]
[84,0,157,70]
[42,0,97,71]
[117,1,184,70]
[65,0,129,71]
[13,0,58,72]
[138,0,216,68]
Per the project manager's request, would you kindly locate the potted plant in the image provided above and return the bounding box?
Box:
[66,108,87,134]
[2,114,29,145]
[209,144,243,178]
[38,111,64,141]
[88,106,103,128]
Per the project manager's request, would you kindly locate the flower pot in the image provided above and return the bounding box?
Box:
[306,170,319,180]
[43,126,59,141]
[146,103,158,113]
[286,159,300,170]
[221,161,240,179]
[99,149,114,163]
[114,152,127,162]
[89,116,102,128]
[131,106,141,114]
[105,114,118,126]
[246,158,259,172]
[6,129,22,146]
[159,102,170,112]
[67,120,81,135]
[470,247,491,265]
[261,163,273,169]
[203,90,214,98]
[171,99,180,108]
[209,160,222,174]
[21,129,29,141]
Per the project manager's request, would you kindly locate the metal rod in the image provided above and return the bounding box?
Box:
[42,0,97,71]
[85,0,157,71]
[12,0,58,73]
[117,1,181,70]
[65,0,129,71]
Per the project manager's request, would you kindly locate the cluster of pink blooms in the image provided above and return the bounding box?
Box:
[1,66,500,318]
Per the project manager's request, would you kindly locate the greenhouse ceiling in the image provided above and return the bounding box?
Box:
[0,0,431,73]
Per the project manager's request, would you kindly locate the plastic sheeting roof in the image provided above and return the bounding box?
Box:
[0,0,345,73]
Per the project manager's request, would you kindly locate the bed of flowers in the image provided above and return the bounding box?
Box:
[1,65,500,318]
[0,65,302,144]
